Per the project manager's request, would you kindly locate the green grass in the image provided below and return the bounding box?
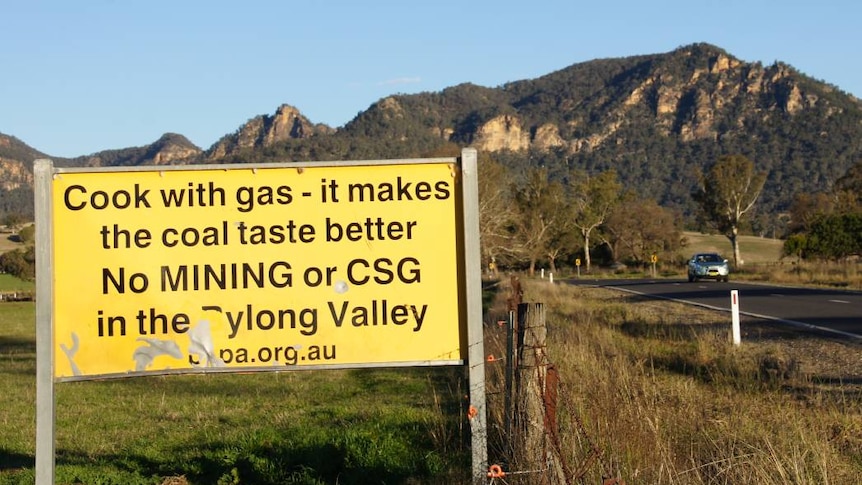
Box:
[0,275,33,293]
[0,301,470,485]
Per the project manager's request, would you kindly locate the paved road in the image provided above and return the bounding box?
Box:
[562,278,862,340]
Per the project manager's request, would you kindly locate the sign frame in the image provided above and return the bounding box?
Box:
[35,148,488,483]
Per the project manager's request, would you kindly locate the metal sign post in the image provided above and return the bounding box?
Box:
[34,159,55,485]
[459,148,489,482]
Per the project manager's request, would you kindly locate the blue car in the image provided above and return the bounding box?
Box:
[687,253,730,282]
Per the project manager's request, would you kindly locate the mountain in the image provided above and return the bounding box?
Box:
[204,104,335,160]
[68,133,202,167]
[3,43,862,233]
[0,134,49,218]
[0,132,202,217]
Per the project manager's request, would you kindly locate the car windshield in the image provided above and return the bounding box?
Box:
[698,254,721,263]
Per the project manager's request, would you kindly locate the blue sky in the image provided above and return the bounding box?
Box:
[2,0,859,158]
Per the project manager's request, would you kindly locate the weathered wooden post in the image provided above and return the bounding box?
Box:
[504,276,522,451]
[514,302,567,484]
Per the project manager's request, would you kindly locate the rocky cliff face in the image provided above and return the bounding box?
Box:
[147,135,202,165]
[0,134,43,193]
[472,114,531,152]
[465,47,835,154]
[206,104,334,159]
[0,158,32,191]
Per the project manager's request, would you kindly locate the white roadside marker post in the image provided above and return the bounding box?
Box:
[731,289,741,346]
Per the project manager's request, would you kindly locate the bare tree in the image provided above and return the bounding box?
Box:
[601,191,682,264]
[477,155,515,277]
[692,154,767,266]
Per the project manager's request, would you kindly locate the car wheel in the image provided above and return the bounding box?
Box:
[688,273,695,282]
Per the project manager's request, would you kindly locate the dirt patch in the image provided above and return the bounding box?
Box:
[0,232,24,253]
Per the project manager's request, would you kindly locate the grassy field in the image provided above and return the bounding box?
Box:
[0,299,471,485]
[681,231,785,264]
[0,274,34,293]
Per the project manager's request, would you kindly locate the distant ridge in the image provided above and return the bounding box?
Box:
[2,42,862,227]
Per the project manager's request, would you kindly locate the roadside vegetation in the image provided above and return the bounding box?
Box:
[482,278,862,483]
[2,261,861,483]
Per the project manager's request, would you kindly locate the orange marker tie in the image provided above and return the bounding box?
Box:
[467,405,478,420]
[487,464,505,478]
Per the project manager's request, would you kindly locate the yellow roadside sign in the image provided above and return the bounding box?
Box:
[50,162,464,379]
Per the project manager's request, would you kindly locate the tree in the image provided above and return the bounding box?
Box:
[511,167,567,276]
[787,192,835,234]
[419,144,517,276]
[544,199,579,274]
[782,233,808,262]
[15,224,35,244]
[833,161,862,214]
[2,213,27,229]
[835,160,862,203]
[569,169,622,272]
[802,213,862,260]
[477,155,515,276]
[0,246,35,280]
[602,192,682,264]
[692,154,766,267]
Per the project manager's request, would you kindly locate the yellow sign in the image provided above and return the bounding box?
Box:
[651,254,658,263]
[50,162,464,380]
[575,258,581,266]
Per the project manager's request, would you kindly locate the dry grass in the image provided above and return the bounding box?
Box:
[484,278,862,484]
[682,231,785,265]
[738,260,862,290]
[662,232,862,290]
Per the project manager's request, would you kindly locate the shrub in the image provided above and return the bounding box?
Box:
[0,247,35,280]
[16,224,34,244]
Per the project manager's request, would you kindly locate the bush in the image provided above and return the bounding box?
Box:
[16,224,34,244]
[0,247,35,280]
